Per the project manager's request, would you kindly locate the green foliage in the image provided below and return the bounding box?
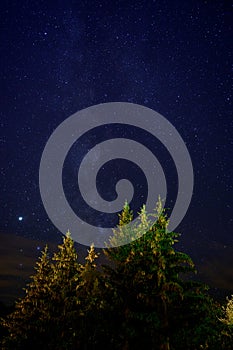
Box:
[1,232,82,349]
[1,200,232,349]
[103,198,198,349]
[221,294,233,326]
[1,245,52,347]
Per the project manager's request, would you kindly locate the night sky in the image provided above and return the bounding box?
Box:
[1,1,233,303]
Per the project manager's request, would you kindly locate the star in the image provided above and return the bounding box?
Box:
[1,0,232,305]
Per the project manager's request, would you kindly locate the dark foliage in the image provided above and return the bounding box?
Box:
[1,202,232,349]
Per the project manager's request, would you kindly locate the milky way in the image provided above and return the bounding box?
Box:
[1,1,232,301]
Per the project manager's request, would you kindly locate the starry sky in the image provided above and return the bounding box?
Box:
[1,1,233,303]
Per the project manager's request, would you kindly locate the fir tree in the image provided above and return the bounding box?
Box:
[75,244,103,348]
[1,245,52,348]
[103,199,219,350]
[1,232,82,349]
[221,294,233,327]
[48,230,82,348]
[1,206,232,349]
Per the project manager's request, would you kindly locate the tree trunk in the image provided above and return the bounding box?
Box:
[160,299,170,350]
[160,338,170,350]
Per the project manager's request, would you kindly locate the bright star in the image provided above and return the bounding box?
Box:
[18,216,23,221]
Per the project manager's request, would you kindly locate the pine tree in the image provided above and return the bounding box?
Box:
[1,232,82,349]
[221,294,233,327]
[1,245,52,348]
[76,244,99,308]
[75,244,103,347]
[103,199,211,350]
[48,230,82,348]
[50,230,81,309]
[2,208,231,349]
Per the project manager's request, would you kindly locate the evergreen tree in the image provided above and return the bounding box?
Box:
[217,294,233,348]
[1,205,232,349]
[221,294,233,326]
[1,232,82,349]
[103,199,226,350]
[48,230,82,348]
[74,244,105,348]
[1,245,52,349]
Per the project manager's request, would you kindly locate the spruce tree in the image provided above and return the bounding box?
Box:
[221,294,233,327]
[1,245,52,349]
[75,244,103,348]
[1,232,82,349]
[103,199,214,350]
[2,207,231,349]
[48,230,81,348]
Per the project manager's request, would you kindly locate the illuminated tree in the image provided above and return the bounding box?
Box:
[1,232,82,349]
[103,199,227,350]
[221,295,233,327]
[1,245,52,348]
[1,204,232,349]
[47,230,82,348]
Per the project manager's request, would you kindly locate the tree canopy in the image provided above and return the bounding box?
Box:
[1,200,232,349]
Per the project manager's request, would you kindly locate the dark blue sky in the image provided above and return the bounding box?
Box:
[1,0,232,252]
